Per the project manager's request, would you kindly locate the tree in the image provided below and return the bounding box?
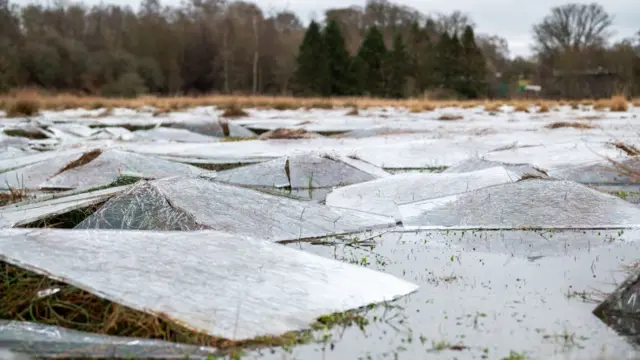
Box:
[405,21,435,94]
[532,3,614,54]
[323,19,354,95]
[354,25,387,97]
[292,20,328,96]
[386,32,408,98]
[459,25,487,98]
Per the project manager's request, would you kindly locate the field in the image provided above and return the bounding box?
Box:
[1,93,640,360]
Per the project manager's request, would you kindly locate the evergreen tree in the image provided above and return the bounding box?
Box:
[292,21,328,96]
[406,21,435,94]
[323,19,354,96]
[434,31,452,89]
[387,32,408,98]
[449,32,464,94]
[355,26,387,97]
[460,25,487,98]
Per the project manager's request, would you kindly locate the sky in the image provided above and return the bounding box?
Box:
[14,0,640,58]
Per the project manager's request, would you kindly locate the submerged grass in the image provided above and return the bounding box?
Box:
[55,149,103,175]
[0,261,374,352]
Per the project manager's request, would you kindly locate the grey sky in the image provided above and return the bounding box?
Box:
[15,0,640,57]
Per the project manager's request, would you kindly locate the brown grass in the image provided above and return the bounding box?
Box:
[612,141,640,156]
[346,107,359,116]
[55,149,103,175]
[0,261,370,353]
[0,186,30,207]
[1,90,639,114]
[5,98,40,117]
[594,95,629,112]
[545,122,597,130]
[258,128,320,140]
[537,104,550,113]
[438,114,464,121]
[220,103,249,118]
[513,104,530,113]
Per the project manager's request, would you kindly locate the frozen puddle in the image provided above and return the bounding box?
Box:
[0,228,418,341]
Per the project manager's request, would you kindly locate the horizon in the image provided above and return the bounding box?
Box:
[10,0,640,59]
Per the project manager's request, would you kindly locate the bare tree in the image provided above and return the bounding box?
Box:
[431,10,475,35]
[532,3,614,53]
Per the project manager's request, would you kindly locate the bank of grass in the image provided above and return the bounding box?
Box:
[0,90,637,114]
[0,260,373,353]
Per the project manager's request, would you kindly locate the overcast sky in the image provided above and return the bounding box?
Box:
[15,0,640,57]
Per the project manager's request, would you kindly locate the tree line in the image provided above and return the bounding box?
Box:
[0,0,638,99]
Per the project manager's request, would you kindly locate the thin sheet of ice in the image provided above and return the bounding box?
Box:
[214,153,387,189]
[0,148,88,173]
[399,179,640,228]
[133,127,219,143]
[76,177,396,241]
[51,123,98,138]
[483,142,627,171]
[549,157,640,185]
[0,320,220,359]
[325,167,520,220]
[0,228,418,340]
[40,149,206,190]
[443,158,548,177]
[0,185,130,228]
[0,152,87,190]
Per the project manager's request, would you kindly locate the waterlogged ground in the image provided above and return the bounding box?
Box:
[2,103,640,359]
[247,228,640,360]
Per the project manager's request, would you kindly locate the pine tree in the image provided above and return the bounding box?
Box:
[323,19,354,96]
[449,32,465,94]
[406,21,433,94]
[387,32,408,98]
[460,25,487,98]
[435,31,452,89]
[292,21,328,96]
[355,26,387,97]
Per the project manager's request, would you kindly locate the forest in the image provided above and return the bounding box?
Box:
[0,0,639,100]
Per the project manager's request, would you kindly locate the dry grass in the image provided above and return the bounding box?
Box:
[594,95,629,112]
[258,128,320,140]
[538,104,550,113]
[545,121,597,130]
[513,103,530,113]
[346,107,359,116]
[0,186,30,207]
[1,90,639,115]
[220,103,249,118]
[5,98,40,117]
[437,114,464,121]
[0,262,369,352]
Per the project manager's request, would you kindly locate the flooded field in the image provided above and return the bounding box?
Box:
[1,102,640,359]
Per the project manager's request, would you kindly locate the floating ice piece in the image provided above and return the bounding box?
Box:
[213,153,389,189]
[399,179,640,228]
[165,118,255,137]
[76,177,396,241]
[0,320,220,359]
[0,148,88,173]
[549,157,640,185]
[51,123,97,138]
[326,167,520,220]
[443,158,548,177]
[0,228,418,340]
[0,185,130,228]
[40,149,206,190]
[593,268,640,344]
[133,127,220,143]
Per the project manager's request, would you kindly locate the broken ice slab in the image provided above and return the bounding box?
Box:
[0,152,88,190]
[443,158,549,177]
[326,167,520,220]
[0,148,87,173]
[593,268,640,346]
[0,228,418,341]
[213,153,389,189]
[549,157,640,185]
[483,142,627,172]
[399,179,640,229]
[133,127,220,143]
[0,185,130,228]
[40,149,206,190]
[50,123,98,138]
[76,177,396,241]
[0,320,221,359]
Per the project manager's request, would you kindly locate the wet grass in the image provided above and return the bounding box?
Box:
[3,128,49,139]
[544,122,597,130]
[0,260,379,354]
[220,136,259,142]
[87,123,156,132]
[0,184,31,207]
[437,114,464,121]
[55,149,103,175]
[20,202,104,228]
